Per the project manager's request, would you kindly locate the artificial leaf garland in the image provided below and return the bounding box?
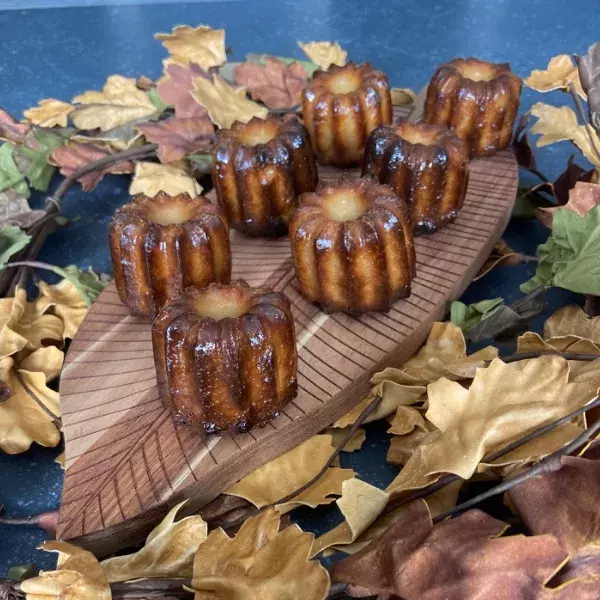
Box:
[155,24,227,70]
[24,99,75,128]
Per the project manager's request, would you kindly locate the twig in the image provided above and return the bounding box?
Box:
[500,351,599,363]
[569,82,600,165]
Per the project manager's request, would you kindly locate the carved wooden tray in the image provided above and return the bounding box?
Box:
[57,111,518,551]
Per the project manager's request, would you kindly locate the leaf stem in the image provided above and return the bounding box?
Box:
[569,82,600,165]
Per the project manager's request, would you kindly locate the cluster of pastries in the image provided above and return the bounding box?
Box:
[109,56,520,435]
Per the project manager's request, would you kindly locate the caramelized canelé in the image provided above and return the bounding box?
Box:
[302,62,393,167]
[212,115,317,236]
[424,58,521,157]
[289,175,415,313]
[152,281,297,434]
[363,120,469,233]
[109,192,231,318]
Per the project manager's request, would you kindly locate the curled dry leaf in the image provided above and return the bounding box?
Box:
[0,189,45,229]
[23,99,74,128]
[475,239,520,280]
[525,54,585,98]
[545,304,600,340]
[156,62,211,119]
[539,181,600,226]
[137,115,214,163]
[191,75,268,129]
[225,434,355,512]
[101,501,208,582]
[0,108,31,144]
[129,161,202,197]
[234,57,308,109]
[55,451,65,469]
[387,423,435,467]
[297,41,347,70]
[21,541,110,600]
[190,508,330,600]
[322,427,366,452]
[387,405,428,436]
[19,346,64,381]
[517,330,600,355]
[71,75,157,131]
[155,25,226,70]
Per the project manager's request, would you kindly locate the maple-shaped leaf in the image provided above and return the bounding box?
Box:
[24,98,74,128]
[50,141,134,191]
[297,41,347,70]
[0,109,31,144]
[155,25,226,70]
[234,57,308,109]
[525,54,586,98]
[156,62,211,119]
[137,116,214,163]
[129,161,202,197]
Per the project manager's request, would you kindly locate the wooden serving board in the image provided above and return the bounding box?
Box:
[57,124,518,551]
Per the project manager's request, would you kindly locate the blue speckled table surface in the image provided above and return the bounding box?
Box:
[0,0,592,576]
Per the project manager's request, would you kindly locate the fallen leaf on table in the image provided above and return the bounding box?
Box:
[71,75,157,131]
[0,142,30,197]
[323,427,366,452]
[545,304,600,340]
[517,330,600,355]
[24,99,74,128]
[101,501,207,582]
[191,75,268,129]
[390,87,416,106]
[0,189,45,229]
[475,240,521,280]
[130,161,202,197]
[156,62,212,119]
[0,109,31,144]
[0,224,31,267]
[234,57,308,109]
[21,541,110,600]
[226,434,354,513]
[297,41,347,70]
[19,346,64,381]
[387,355,599,494]
[539,181,600,225]
[189,508,330,600]
[156,25,226,70]
[331,501,570,600]
[525,54,585,98]
[137,115,214,163]
[50,141,134,192]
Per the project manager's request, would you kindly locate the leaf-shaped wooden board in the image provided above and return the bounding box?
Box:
[58,107,518,555]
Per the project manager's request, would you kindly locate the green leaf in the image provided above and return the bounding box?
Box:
[521,205,600,295]
[246,53,320,76]
[147,87,168,112]
[187,152,213,167]
[0,143,30,197]
[0,225,31,266]
[59,265,108,306]
[7,563,39,581]
[450,297,504,332]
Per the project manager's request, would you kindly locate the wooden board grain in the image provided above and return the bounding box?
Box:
[57,116,518,548]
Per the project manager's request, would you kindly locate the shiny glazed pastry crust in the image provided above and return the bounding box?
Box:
[302,62,393,167]
[424,58,521,157]
[109,192,231,318]
[289,175,416,314]
[212,115,318,237]
[362,120,469,233]
[152,280,298,435]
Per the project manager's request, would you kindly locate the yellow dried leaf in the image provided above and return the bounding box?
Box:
[191,75,268,129]
[297,41,347,70]
[155,25,226,70]
[55,451,65,469]
[525,55,586,98]
[225,434,354,511]
[21,541,110,600]
[387,356,599,494]
[72,75,157,131]
[36,278,89,340]
[544,304,600,340]
[24,98,75,128]
[101,501,207,582]
[190,508,330,600]
[387,405,428,436]
[390,87,416,106]
[323,427,366,452]
[311,479,390,556]
[129,161,203,197]
[517,331,600,355]
[19,346,64,381]
[387,426,435,467]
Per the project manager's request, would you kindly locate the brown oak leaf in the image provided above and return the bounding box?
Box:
[0,109,31,144]
[50,142,134,191]
[156,62,212,119]
[234,57,308,109]
[137,116,214,163]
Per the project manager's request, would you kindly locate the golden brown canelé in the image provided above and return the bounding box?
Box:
[212,115,317,237]
[302,62,393,167]
[424,58,521,157]
[152,281,298,434]
[110,192,231,318]
[362,120,469,233]
[289,175,416,313]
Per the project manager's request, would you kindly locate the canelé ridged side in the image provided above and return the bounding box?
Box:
[152,281,298,435]
[109,192,231,318]
[423,58,521,157]
[363,121,470,233]
[289,176,415,314]
[302,62,393,167]
[212,115,317,237]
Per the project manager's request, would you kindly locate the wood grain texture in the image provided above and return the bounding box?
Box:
[58,106,518,546]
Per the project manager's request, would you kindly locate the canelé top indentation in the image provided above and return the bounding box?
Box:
[324,189,368,222]
[235,118,279,146]
[189,285,249,321]
[453,58,497,82]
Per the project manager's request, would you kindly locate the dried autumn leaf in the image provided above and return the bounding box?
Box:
[19,346,64,381]
[71,75,157,131]
[0,109,31,144]
[55,451,65,469]
[156,62,211,119]
[137,116,214,163]
[545,304,600,340]
[387,405,428,436]
[24,99,74,128]
[50,141,134,192]
[297,41,347,70]
[517,330,600,355]
[21,541,110,600]
[387,356,600,494]
[129,161,202,197]
[234,57,308,109]
[387,424,435,467]
[156,25,226,70]
[225,434,354,512]
[190,508,330,600]
[475,239,521,280]
[191,75,268,129]
[525,54,585,98]
[539,181,600,225]
[0,190,45,229]
[101,501,207,582]
[323,427,366,452]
